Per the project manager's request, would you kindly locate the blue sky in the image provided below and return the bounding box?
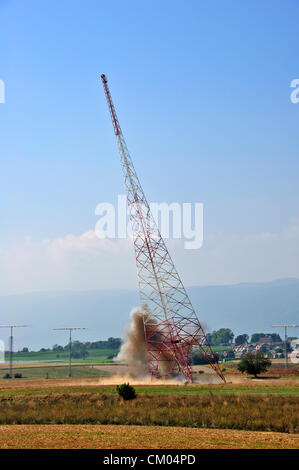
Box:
[0,0,299,295]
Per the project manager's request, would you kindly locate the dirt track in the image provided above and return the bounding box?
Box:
[0,374,297,392]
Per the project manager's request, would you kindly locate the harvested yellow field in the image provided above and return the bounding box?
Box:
[0,425,298,449]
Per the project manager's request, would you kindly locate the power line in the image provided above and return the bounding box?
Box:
[53,328,87,377]
[272,324,299,369]
[0,325,29,378]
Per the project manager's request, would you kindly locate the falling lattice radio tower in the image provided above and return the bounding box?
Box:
[101,74,225,383]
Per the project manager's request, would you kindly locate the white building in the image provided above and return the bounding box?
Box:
[290,338,299,350]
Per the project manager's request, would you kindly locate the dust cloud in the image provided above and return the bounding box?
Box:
[115,306,149,378]
[112,306,219,384]
[115,306,177,379]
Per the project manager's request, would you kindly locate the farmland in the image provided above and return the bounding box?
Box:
[0,363,298,448]
[6,344,229,363]
[0,390,298,433]
[0,425,297,449]
[0,363,113,380]
[0,380,298,397]
[5,348,119,363]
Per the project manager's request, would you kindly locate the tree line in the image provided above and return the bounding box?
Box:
[23,337,123,359]
[206,329,282,346]
[20,329,292,360]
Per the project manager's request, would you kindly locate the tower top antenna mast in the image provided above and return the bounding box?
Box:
[101,74,121,136]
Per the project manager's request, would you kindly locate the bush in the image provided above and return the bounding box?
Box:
[107,354,117,360]
[116,383,136,400]
[71,349,89,359]
[238,352,271,377]
[192,351,208,365]
[192,351,219,365]
[226,350,235,360]
[3,373,10,379]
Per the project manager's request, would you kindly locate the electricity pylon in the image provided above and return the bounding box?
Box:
[100,74,225,383]
[53,328,87,377]
[272,324,299,369]
[0,325,28,378]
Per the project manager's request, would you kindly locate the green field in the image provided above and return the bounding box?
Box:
[7,348,119,363]
[0,374,298,434]
[7,345,231,363]
[0,382,298,397]
[0,365,110,381]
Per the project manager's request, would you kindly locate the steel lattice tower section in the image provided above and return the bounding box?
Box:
[101,74,225,383]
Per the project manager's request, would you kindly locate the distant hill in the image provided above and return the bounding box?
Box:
[0,278,298,350]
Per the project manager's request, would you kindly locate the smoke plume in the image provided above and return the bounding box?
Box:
[116,306,150,377]
[116,306,177,378]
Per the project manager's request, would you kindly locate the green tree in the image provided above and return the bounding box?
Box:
[250,333,282,344]
[71,343,89,359]
[269,333,282,343]
[192,351,220,364]
[259,344,269,353]
[250,333,265,343]
[225,350,235,360]
[192,351,208,365]
[209,328,234,346]
[206,333,212,344]
[116,383,136,400]
[107,337,122,349]
[238,352,271,377]
[235,334,249,345]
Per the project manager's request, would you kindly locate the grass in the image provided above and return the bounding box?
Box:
[0,393,298,433]
[126,384,299,396]
[0,425,298,449]
[0,382,298,397]
[0,365,110,380]
[5,348,119,363]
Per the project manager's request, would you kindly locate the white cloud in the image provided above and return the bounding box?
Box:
[0,231,136,295]
[1,218,299,295]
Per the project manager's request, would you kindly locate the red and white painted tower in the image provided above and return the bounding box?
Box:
[101,74,225,383]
